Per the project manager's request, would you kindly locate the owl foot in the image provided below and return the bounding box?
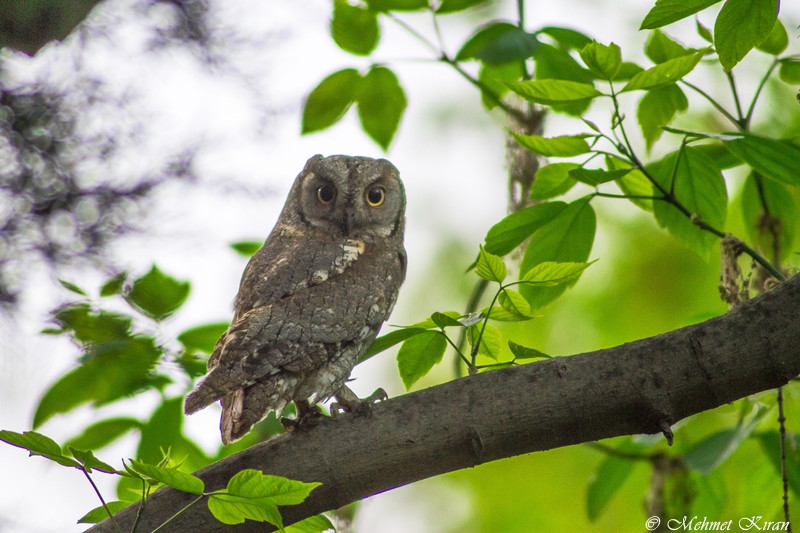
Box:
[330,387,388,418]
[280,400,324,431]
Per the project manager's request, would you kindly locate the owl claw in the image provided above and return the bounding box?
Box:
[331,387,388,418]
[280,400,324,431]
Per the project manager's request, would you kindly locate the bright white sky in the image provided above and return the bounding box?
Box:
[1,1,798,532]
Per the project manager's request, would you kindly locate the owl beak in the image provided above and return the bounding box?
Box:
[345,211,356,236]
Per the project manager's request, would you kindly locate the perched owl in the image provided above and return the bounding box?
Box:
[184,155,406,444]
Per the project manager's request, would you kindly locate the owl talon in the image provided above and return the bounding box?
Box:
[281,400,324,431]
[331,387,388,418]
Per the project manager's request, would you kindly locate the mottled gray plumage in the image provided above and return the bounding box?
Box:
[184,155,406,444]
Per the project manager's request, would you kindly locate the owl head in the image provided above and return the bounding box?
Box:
[281,155,406,240]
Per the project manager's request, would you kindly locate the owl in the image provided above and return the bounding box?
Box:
[184,155,406,444]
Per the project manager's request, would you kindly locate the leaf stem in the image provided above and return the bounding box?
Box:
[386,13,440,55]
[745,59,779,129]
[585,441,655,461]
[471,287,503,373]
[130,479,150,533]
[726,71,745,125]
[150,494,205,533]
[442,58,528,121]
[81,468,122,533]
[680,80,741,129]
[455,278,489,377]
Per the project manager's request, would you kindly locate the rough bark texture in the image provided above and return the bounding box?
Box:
[87,274,800,533]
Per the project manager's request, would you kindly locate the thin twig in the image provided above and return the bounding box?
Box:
[149,494,205,533]
[455,279,489,377]
[778,386,792,530]
[82,469,122,533]
[585,441,656,461]
[726,71,745,125]
[680,80,741,129]
[745,59,779,129]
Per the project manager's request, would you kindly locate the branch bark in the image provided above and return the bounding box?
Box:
[88,273,800,533]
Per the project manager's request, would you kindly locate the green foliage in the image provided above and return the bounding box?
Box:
[78,501,129,524]
[129,459,205,494]
[507,341,550,360]
[331,0,379,55]
[178,322,229,353]
[475,27,539,65]
[397,330,447,389]
[65,418,143,451]
[758,431,800,497]
[126,265,190,321]
[356,66,407,150]
[302,69,362,134]
[586,455,636,520]
[519,198,596,310]
[755,19,788,55]
[640,0,722,29]
[510,133,591,157]
[621,52,702,92]
[456,22,518,61]
[637,84,688,151]
[529,164,578,200]
[208,470,321,527]
[684,406,769,475]
[509,79,603,105]
[741,173,796,261]
[723,134,800,186]
[99,271,126,297]
[436,0,490,14]
[475,246,507,283]
[230,240,263,257]
[651,147,728,260]
[714,0,778,71]
[579,41,622,80]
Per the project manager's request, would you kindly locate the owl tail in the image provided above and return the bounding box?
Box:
[184,379,221,415]
[220,382,286,445]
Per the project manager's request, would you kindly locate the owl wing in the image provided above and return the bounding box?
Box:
[184,238,405,415]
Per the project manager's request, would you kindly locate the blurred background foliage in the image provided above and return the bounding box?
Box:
[1,0,800,532]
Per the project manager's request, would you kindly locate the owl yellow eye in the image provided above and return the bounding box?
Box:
[317,185,336,204]
[366,187,385,207]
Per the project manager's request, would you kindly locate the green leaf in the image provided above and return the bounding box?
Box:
[755,19,788,55]
[519,261,593,285]
[366,0,428,11]
[397,331,447,390]
[0,430,82,468]
[538,26,593,50]
[431,311,464,329]
[286,514,335,533]
[637,83,689,151]
[621,52,702,91]
[480,305,533,322]
[533,44,595,84]
[508,79,603,105]
[568,167,631,186]
[511,133,591,157]
[53,303,132,345]
[587,455,636,521]
[456,22,517,61]
[497,289,532,319]
[696,18,714,43]
[34,337,162,428]
[757,431,800,497]
[230,241,262,257]
[135,397,210,473]
[714,0,778,71]
[478,61,524,110]
[579,41,621,80]
[605,156,654,212]
[360,327,429,363]
[467,323,503,361]
[208,494,282,527]
[331,0,379,55]
[691,144,742,170]
[645,29,691,64]
[476,27,539,65]
[507,340,551,360]
[77,501,129,524]
[651,146,728,259]
[178,322,229,354]
[356,66,406,150]
[741,173,796,261]
[405,311,463,330]
[59,279,87,296]
[612,62,645,81]
[129,459,204,494]
[68,447,118,474]
[65,418,142,451]
[126,265,190,321]
[723,134,800,186]
[436,0,488,14]
[530,164,579,200]
[519,198,596,310]
[100,272,127,297]
[397,331,447,389]
[779,60,800,84]
[640,0,722,29]
[302,69,361,135]
[484,201,568,256]
[684,406,768,475]
[475,245,507,283]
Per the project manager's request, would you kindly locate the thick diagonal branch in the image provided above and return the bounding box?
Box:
[88,274,800,533]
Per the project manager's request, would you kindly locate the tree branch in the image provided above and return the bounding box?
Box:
[88,274,800,533]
